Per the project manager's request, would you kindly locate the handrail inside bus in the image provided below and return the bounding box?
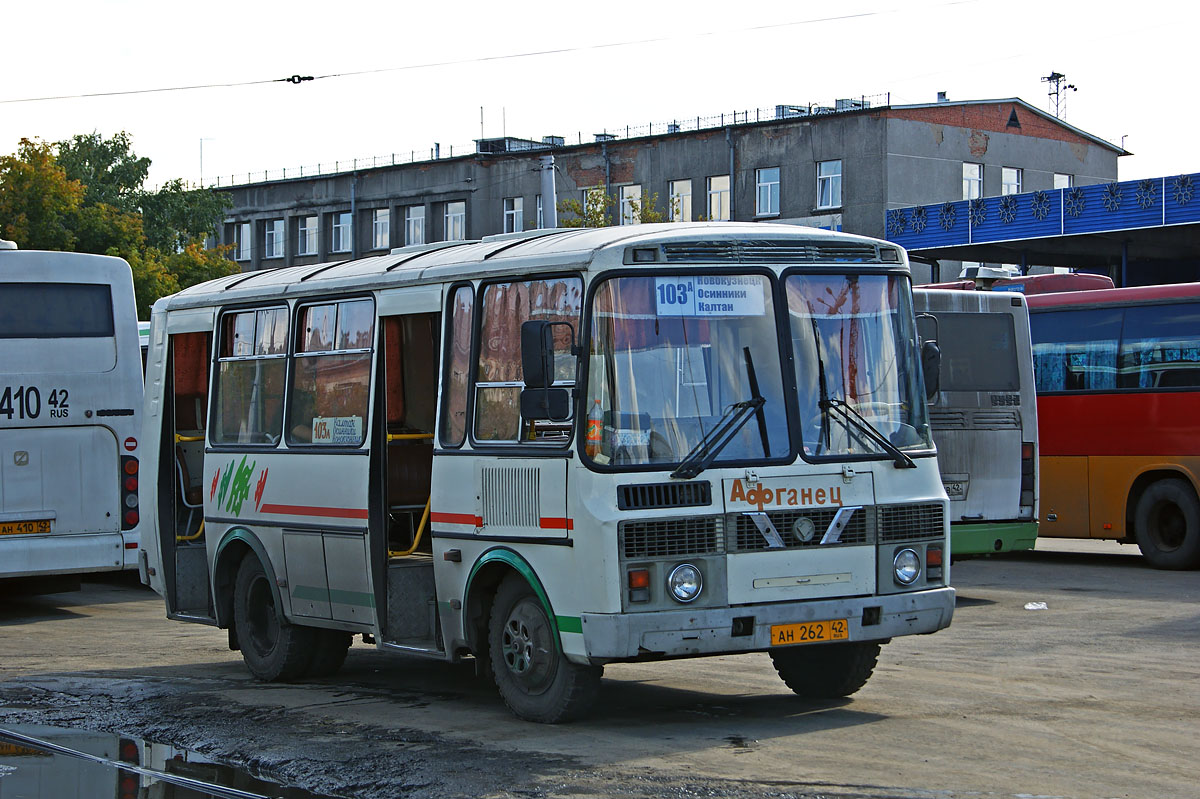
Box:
[388,499,430,558]
[175,520,204,543]
[386,433,434,442]
[175,434,204,443]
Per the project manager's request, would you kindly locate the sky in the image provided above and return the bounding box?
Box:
[1,0,1191,189]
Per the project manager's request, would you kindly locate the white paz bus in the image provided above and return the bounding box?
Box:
[0,242,144,593]
[140,223,954,722]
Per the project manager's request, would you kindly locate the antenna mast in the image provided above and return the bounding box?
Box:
[1041,71,1077,118]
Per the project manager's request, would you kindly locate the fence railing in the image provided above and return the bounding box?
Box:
[200,94,891,189]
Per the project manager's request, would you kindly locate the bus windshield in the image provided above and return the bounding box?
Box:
[585,273,790,469]
[786,273,932,459]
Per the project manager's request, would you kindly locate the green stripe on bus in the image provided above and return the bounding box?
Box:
[556,616,583,634]
[293,585,376,608]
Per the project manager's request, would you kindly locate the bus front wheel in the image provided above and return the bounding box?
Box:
[487,575,601,723]
[1134,479,1200,570]
[233,555,316,680]
[769,641,881,698]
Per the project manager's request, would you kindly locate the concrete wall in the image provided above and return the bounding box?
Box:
[215,102,1120,272]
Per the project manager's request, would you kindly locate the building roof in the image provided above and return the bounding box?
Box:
[885,98,1127,156]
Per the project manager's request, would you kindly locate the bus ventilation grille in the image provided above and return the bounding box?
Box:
[662,240,882,264]
[617,480,712,511]
[878,503,945,543]
[620,516,723,558]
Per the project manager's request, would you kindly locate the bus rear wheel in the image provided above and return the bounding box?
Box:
[233,555,316,681]
[769,641,881,698]
[487,575,601,723]
[1134,479,1200,570]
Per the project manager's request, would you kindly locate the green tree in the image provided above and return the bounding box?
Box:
[140,178,231,252]
[0,138,84,250]
[56,131,150,213]
[558,187,666,227]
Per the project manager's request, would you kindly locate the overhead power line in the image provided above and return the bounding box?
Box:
[0,2,980,106]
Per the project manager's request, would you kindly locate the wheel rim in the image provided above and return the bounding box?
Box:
[1148,499,1187,552]
[245,572,280,656]
[500,596,556,694]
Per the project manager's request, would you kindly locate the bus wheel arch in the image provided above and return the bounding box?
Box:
[212,529,273,630]
[1128,472,1200,570]
[463,549,555,668]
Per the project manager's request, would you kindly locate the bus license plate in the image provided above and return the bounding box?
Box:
[770,619,849,646]
[0,519,52,536]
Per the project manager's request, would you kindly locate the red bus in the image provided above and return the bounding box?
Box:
[1027,283,1200,569]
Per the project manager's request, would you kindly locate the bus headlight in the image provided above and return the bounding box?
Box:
[893,548,921,585]
[667,563,703,603]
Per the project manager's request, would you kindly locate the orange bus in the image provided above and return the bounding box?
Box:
[1027,283,1200,569]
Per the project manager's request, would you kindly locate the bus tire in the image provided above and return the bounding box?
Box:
[769,641,881,699]
[1133,479,1200,570]
[233,555,316,681]
[306,630,352,678]
[488,574,601,723]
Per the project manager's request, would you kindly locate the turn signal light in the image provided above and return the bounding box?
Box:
[628,569,650,589]
[926,546,943,567]
[124,459,139,475]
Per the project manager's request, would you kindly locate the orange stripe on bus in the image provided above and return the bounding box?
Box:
[431,511,482,526]
[259,503,369,520]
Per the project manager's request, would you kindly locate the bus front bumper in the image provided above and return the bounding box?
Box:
[578,586,955,661]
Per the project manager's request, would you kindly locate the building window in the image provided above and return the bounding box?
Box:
[504,197,524,233]
[235,222,251,261]
[620,184,642,225]
[445,201,466,241]
[331,212,352,253]
[298,216,318,256]
[404,206,425,246]
[756,167,780,216]
[371,209,390,250]
[1002,167,1023,196]
[707,175,730,221]
[817,160,842,209]
[963,163,982,200]
[264,219,284,259]
[669,179,692,222]
[1054,173,1072,189]
[536,194,544,229]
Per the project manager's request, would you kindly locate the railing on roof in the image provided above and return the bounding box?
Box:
[201,94,891,190]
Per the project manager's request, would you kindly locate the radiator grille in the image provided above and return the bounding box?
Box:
[618,481,712,511]
[620,516,723,558]
[480,466,539,528]
[878,503,945,543]
[727,507,872,551]
[928,409,967,430]
[972,409,1021,429]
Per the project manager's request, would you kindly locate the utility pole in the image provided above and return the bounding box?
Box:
[1041,72,1077,118]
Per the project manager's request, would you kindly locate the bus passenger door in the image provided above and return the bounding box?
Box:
[166,331,212,617]
[379,312,441,649]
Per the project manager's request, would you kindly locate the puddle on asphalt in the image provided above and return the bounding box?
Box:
[0,723,336,798]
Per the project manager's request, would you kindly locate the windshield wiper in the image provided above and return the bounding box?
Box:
[671,348,767,480]
[819,397,916,469]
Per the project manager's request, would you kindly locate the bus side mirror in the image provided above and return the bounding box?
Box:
[520,320,572,422]
[921,340,941,400]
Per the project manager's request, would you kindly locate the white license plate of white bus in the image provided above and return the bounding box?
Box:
[770,619,849,646]
[0,519,52,536]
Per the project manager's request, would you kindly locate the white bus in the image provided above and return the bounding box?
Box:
[913,288,1038,555]
[140,223,954,722]
[0,242,144,593]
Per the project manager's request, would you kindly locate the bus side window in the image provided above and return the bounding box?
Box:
[212,308,288,446]
[474,277,581,443]
[287,299,373,447]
